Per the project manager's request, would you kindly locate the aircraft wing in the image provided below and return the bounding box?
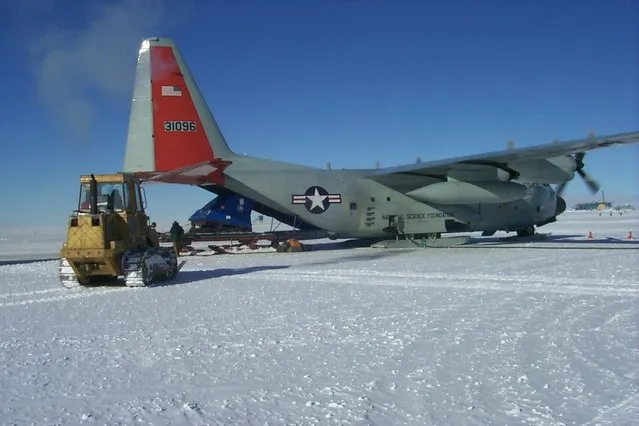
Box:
[369,131,639,190]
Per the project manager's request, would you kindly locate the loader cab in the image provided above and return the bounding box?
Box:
[77,174,146,215]
[78,182,124,213]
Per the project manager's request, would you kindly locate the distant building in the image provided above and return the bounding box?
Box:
[614,204,637,211]
[572,201,612,210]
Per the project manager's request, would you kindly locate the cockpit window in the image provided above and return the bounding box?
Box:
[78,183,127,212]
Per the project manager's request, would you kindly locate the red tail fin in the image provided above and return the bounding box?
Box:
[150,45,214,170]
[124,38,234,177]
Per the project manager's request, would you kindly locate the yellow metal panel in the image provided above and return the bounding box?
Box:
[80,173,135,184]
[65,215,105,249]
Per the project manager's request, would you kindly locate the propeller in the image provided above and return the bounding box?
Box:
[556,151,601,198]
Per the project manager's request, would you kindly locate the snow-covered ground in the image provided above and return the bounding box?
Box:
[0,210,637,425]
[0,227,66,263]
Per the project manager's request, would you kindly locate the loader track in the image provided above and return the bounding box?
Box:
[59,248,178,288]
[58,258,81,289]
[122,248,178,287]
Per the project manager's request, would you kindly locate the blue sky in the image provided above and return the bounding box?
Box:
[1,0,637,230]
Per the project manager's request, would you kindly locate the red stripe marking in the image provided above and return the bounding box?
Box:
[150,46,216,172]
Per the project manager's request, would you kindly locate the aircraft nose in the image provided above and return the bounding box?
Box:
[555,196,567,216]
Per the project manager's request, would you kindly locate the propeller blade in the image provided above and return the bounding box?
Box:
[556,151,600,197]
[556,181,568,197]
[577,169,601,194]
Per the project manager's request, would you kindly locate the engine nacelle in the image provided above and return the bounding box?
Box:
[407,181,528,204]
[508,156,576,184]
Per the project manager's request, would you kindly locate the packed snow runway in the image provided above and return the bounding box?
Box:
[0,211,637,425]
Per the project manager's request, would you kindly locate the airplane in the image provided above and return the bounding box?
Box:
[123,37,639,241]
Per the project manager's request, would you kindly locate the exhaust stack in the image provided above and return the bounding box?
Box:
[90,174,98,215]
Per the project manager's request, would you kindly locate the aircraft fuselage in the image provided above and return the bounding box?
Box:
[214,156,560,239]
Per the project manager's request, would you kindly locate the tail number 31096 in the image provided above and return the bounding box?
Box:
[164,121,197,132]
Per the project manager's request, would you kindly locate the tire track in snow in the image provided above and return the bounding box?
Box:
[0,288,65,299]
[0,287,136,308]
[583,391,639,426]
[246,269,637,297]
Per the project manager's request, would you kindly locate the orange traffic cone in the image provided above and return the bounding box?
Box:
[587,231,594,239]
[628,231,633,240]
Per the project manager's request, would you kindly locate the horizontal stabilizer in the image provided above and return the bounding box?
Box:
[133,160,231,185]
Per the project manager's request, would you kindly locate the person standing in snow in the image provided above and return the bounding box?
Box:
[170,221,185,254]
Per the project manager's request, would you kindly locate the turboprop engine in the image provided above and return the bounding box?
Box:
[406,181,527,204]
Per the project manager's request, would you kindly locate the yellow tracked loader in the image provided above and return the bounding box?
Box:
[59,173,179,288]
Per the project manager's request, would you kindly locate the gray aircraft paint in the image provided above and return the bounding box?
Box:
[123,37,639,239]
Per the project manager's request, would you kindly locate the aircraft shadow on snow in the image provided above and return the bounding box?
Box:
[307,238,385,251]
[150,265,291,288]
[300,249,408,267]
[153,246,407,286]
[469,233,639,247]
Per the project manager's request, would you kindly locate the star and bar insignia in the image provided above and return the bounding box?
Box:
[292,186,342,214]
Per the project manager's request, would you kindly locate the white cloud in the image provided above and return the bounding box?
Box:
[28,0,173,139]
